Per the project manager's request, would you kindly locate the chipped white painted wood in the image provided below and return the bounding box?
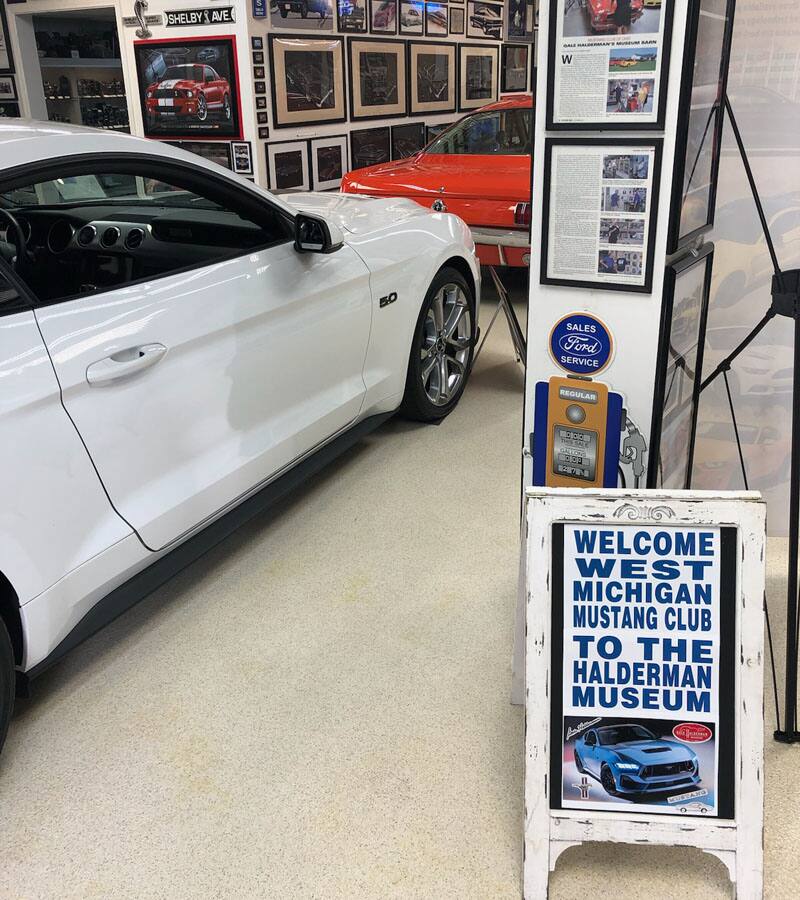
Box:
[523,488,765,900]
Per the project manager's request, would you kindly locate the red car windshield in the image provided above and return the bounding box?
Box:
[161,65,205,82]
[427,107,532,156]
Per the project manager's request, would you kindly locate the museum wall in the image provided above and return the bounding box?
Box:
[0,0,537,190]
[692,0,800,534]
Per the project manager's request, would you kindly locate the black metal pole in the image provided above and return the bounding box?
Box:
[777,307,800,741]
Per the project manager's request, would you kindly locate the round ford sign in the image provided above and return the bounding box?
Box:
[549,313,613,375]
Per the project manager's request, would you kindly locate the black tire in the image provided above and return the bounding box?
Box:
[574,750,585,774]
[600,765,618,797]
[196,94,208,122]
[0,618,14,757]
[223,94,231,121]
[399,266,475,422]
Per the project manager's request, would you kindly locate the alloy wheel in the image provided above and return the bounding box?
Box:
[224,95,231,120]
[419,282,472,407]
[601,766,617,795]
[197,94,208,121]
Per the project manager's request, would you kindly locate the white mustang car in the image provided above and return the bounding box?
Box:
[0,122,479,753]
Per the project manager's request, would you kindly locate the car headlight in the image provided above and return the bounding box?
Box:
[186,91,193,98]
[615,763,639,771]
[147,91,153,98]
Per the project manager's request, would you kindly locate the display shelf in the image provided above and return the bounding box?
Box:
[39,57,123,69]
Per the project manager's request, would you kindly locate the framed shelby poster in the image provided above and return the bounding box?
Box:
[541,138,662,293]
[546,0,674,130]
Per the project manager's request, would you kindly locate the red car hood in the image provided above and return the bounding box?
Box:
[343,153,531,203]
[152,78,197,91]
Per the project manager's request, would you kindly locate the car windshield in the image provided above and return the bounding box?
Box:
[161,65,203,81]
[427,107,531,156]
[597,725,656,745]
[0,174,221,210]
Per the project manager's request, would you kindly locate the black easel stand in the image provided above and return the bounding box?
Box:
[698,96,800,742]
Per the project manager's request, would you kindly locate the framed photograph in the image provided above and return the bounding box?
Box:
[267,140,311,191]
[350,125,391,169]
[426,1,449,37]
[501,43,528,93]
[409,41,456,115]
[348,37,407,120]
[256,96,268,109]
[0,102,20,118]
[309,134,349,189]
[467,1,503,40]
[257,111,269,124]
[399,0,425,35]
[0,3,14,74]
[338,0,368,33]
[271,0,334,31]
[370,0,398,34]
[507,0,535,40]
[648,244,714,489]
[391,121,426,158]
[259,126,271,139]
[253,51,265,65]
[0,75,15,101]
[231,141,253,174]
[546,0,674,131]
[668,0,735,252]
[254,81,266,94]
[134,36,243,140]
[269,34,346,128]
[449,7,465,34]
[253,66,265,79]
[458,43,499,111]
[426,121,451,142]
[167,140,232,169]
[251,37,264,50]
[540,138,663,294]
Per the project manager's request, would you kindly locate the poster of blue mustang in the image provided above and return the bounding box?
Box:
[550,522,736,818]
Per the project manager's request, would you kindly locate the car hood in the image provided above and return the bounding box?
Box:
[343,153,531,202]
[611,739,695,766]
[283,191,433,235]
[153,79,196,90]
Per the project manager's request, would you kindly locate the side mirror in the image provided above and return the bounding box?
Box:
[294,213,343,254]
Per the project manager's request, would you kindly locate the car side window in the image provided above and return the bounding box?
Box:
[0,162,293,306]
[585,731,596,746]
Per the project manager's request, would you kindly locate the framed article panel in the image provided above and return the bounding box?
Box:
[502,43,529,93]
[347,36,407,120]
[667,0,736,252]
[409,41,457,115]
[647,244,714,490]
[269,35,346,128]
[540,137,663,293]
[545,0,674,131]
[458,43,499,111]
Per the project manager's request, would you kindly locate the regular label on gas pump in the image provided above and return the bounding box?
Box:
[551,522,736,818]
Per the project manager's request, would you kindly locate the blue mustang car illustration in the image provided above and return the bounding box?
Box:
[573,724,701,799]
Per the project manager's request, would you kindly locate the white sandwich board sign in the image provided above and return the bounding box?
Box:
[523,488,765,899]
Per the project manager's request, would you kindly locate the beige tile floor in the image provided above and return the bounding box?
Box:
[0,277,797,899]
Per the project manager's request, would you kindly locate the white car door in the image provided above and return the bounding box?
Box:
[17,162,372,552]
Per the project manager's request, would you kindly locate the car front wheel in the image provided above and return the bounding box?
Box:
[196,94,208,122]
[223,94,231,120]
[0,618,14,757]
[600,765,619,797]
[400,266,475,422]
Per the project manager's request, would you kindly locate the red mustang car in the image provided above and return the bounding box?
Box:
[341,94,532,267]
[145,64,232,124]
[585,0,644,33]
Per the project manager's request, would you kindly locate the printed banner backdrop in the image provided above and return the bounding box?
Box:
[135,37,242,139]
[551,522,736,817]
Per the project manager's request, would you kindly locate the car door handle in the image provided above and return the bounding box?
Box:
[86,343,167,386]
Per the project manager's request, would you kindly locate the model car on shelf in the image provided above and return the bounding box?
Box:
[0,120,480,755]
[585,0,644,33]
[573,724,701,799]
[468,5,502,38]
[341,94,533,267]
[144,64,232,124]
